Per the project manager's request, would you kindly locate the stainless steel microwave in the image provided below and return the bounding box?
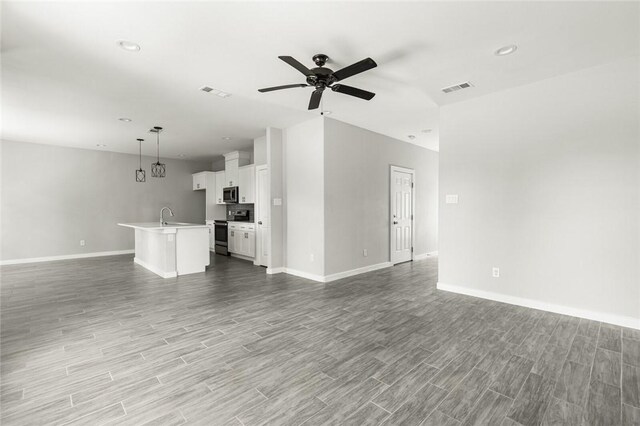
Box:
[223,186,238,203]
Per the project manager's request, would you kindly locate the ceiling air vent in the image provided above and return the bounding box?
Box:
[441,81,473,94]
[199,86,231,98]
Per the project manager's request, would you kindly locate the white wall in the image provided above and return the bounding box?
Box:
[439,56,640,327]
[266,128,285,270]
[278,117,439,279]
[254,135,267,166]
[1,140,209,261]
[323,118,439,276]
[283,117,325,277]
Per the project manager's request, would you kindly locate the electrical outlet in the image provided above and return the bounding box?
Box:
[446,194,459,204]
[363,249,368,257]
[492,267,500,278]
[310,253,314,262]
[80,240,85,246]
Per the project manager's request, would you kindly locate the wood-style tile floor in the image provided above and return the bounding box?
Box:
[1,254,639,425]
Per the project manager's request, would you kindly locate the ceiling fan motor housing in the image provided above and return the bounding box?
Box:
[307,67,335,89]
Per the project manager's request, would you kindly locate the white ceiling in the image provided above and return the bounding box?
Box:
[2,1,638,160]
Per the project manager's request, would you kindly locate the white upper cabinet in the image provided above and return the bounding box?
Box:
[223,151,251,187]
[225,164,238,187]
[205,173,217,218]
[215,171,225,204]
[238,165,255,204]
[192,172,209,190]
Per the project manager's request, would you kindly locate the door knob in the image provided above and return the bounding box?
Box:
[258,221,263,225]
[393,221,398,225]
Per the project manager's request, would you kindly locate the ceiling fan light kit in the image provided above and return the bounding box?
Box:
[258,53,378,110]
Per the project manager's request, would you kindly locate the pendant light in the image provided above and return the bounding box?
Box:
[150,126,166,178]
[135,138,146,182]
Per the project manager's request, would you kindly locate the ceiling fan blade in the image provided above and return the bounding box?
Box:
[278,56,314,77]
[258,84,308,93]
[331,84,375,100]
[332,57,377,81]
[308,89,323,110]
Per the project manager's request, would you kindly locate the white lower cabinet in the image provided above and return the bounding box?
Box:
[228,229,236,253]
[228,222,255,258]
[206,221,215,251]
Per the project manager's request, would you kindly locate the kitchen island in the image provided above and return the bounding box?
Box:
[118,222,210,278]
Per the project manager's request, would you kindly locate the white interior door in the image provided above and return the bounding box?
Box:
[390,166,414,265]
[255,166,270,267]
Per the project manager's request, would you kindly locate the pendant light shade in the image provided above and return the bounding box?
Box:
[151,126,166,178]
[135,138,146,182]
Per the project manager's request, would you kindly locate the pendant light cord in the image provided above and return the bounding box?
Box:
[156,132,160,162]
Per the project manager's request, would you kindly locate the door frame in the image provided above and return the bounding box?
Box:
[254,165,269,267]
[389,165,415,265]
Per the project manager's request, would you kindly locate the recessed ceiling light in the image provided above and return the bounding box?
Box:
[421,129,432,133]
[222,137,232,141]
[494,44,517,56]
[178,154,185,158]
[96,144,107,147]
[117,40,140,52]
[408,135,416,140]
[118,118,132,122]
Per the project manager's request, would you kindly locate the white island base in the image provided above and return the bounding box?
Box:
[118,223,210,278]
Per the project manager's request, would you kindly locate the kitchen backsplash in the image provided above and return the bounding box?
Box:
[226,204,254,222]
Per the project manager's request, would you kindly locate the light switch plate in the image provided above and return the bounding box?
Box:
[446,194,459,204]
[273,198,282,206]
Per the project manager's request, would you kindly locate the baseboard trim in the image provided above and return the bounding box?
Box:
[280,262,393,283]
[414,251,438,261]
[230,253,254,262]
[133,257,177,279]
[283,268,326,283]
[437,282,640,330]
[0,250,135,266]
[323,262,393,283]
[266,267,285,274]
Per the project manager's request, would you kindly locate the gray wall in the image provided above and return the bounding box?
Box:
[439,56,640,323]
[1,140,209,261]
[283,117,325,276]
[324,118,439,275]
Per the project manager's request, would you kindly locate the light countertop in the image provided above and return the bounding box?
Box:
[118,222,209,230]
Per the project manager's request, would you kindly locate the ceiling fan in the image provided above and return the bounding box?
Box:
[258,54,377,110]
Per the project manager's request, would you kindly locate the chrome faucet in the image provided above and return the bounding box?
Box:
[160,207,174,225]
